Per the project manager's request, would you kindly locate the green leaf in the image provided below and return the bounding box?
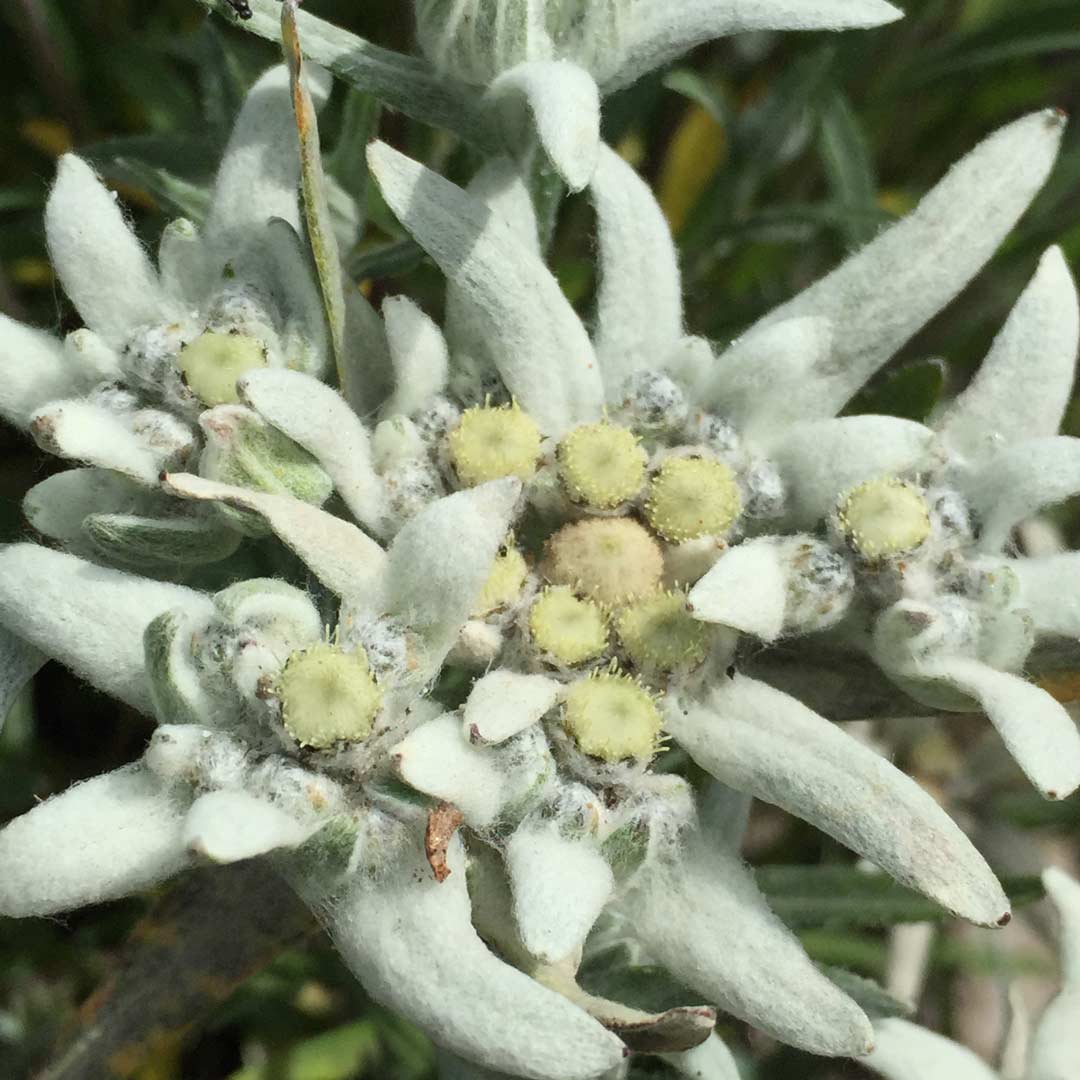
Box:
[849,358,947,421]
[818,89,878,248]
[347,240,426,282]
[227,1020,381,1080]
[94,157,213,221]
[820,966,913,1019]
[327,90,382,231]
[662,69,732,128]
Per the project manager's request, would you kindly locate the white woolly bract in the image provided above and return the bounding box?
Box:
[367,140,603,436]
[688,538,788,641]
[327,831,626,1079]
[463,670,562,744]
[157,218,210,305]
[1015,553,1080,638]
[505,819,614,963]
[0,316,81,429]
[660,1033,741,1080]
[751,110,1065,419]
[863,1018,999,1080]
[0,627,44,737]
[182,789,316,863]
[0,764,190,917]
[23,468,156,546]
[0,544,211,714]
[381,295,451,420]
[667,676,1010,926]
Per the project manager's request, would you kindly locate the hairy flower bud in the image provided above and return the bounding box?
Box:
[529,586,609,665]
[557,421,646,509]
[178,331,268,407]
[562,669,662,762]
[448,402,542,487]
[645,457,741,542]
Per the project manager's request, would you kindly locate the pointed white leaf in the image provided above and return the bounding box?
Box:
[328,831,626,1079]
[0,626,44,734]
[590,142,683,396]
[921,657,1080,800]
[162,473,387,604]
[666,676,1010,926]
[45,155,171,345]
[183,790,314,863]
[661,1033,741,1080]
[962,436,1080,552]
[506,819,614,963]
[158,218,211,305]
[24,468,158,545]
[1029,867,1080,1080]
[239,368,388,536]
[381,295,450,418]
[698,778,752,856]
[464,670,561,744]
[749,111,1066,418]
[688,538,788,641]
[768,416,933,527]
[1015,553,1080,638]
[0,765,190,917]
[863,1018,998,1080]
[626,838,873,1056]
[486,59,600,192]
[367,141,603,436]
[938,248,1079,464]
[385,479,520,673]
[0,316,73,429]
[0,544,211,714]
[340,285,395,417]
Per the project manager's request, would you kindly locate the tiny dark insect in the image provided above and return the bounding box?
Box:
[227,0,253,18]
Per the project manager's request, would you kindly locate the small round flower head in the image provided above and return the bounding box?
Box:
[837,477,931,560]
[615,371,689,433]
[178,331,268,406]
[474,544,529,616]
[448,402,541,487]
[557,422,647,509]
[277,644,382,750]
[784,541,856,634]
[529,586,609,664]
[646,457,741,542]
[684,410,740,454]
[615,590,711,672]
[562,670,662,762]
[544,518,663,605]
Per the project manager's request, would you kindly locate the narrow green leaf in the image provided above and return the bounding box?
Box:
[227,1021,381,1080]
[818,88,878,248]
[661,69,732,127]
[820,967,913,1019]
[347,240,426,282]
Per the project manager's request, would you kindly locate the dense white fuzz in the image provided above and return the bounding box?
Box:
[505,818,614,963]
[668,677,1010,925]
[182,790,315,863]
[239,369,388,536]
[0,765,190,917]
[688,539,788,641]
[0,544,210,713]
[1015,553,1080,637]
[157,218,210,305]
[0,317,75,428]
[752,111,1066,418]
[163,474,388,605]
[938,247,1079,464]
[385,479,520,673]
[24,469,157,545]
[0,627,44,734]
[767,417,933,527]
[863,1018,999,1080]
[328,831,626,1079]
[1029,867,1080,1080]
[45,155,170,345]
[626,838,873,1056]
[661,1034,741,1080]
[590,143,683,395]
[919,658,1080,800]
[486,60,600,191]
[382,296,451,419]
[367,141,604,436]
[962,436,1080,552]
[464,670,562,744]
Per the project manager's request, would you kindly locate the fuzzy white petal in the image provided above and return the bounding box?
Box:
[162,473,387,604]
[937,248,1079,464]
[1015,553,1080,638]
[768,417,933,527]
[329,831,626,1079]
[239,368,388,537]
[627,838,873,1056]
[688,538,788,641]
[385,479,520,674]
[23,468,157,545]
[667,676,1010,926]
[0,765,190,917]
[661,1033,741,1080]
[0,316,75,429]
[45,155,170,344]
[0,544,210,713]
[486,60,600,192]
[183,790,315,864]
[750,111,1066,419]
[506,819,614,964]
[367,141,603,436]
[590,143,683,397]
[920,658,1080,800]
[381,295,451,419]
[158,218,211,306]
[0,627,44,734]
[464,670,562,744]
[864,1018,997,1080]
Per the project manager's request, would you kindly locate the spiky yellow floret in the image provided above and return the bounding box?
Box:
[474,543,529,616]
[178,331,268,406]
[277,644,381,749]
[563,670,662,762]
[529,587,609,665]
[645,457,741,542]
[544,518,664,605]
[616,590,711,672]
[558,421,647,509]
[837,477,931,560]
[448,402,542,487]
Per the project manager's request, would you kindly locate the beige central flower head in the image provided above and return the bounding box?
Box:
[543,517,664,605]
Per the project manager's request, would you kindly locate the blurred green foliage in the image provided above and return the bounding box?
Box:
[1,0,1079,1077]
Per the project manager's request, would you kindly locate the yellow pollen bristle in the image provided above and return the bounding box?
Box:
[837,477,931,560]
[616,590,711,672]
[645,457,741,542]
[448,403,542,487]
[529,587,609,665]
[543,518,664,606]
[558,421,647,509]
[562,671,662,762]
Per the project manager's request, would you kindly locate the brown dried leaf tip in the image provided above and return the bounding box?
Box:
[425,802,465,883]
